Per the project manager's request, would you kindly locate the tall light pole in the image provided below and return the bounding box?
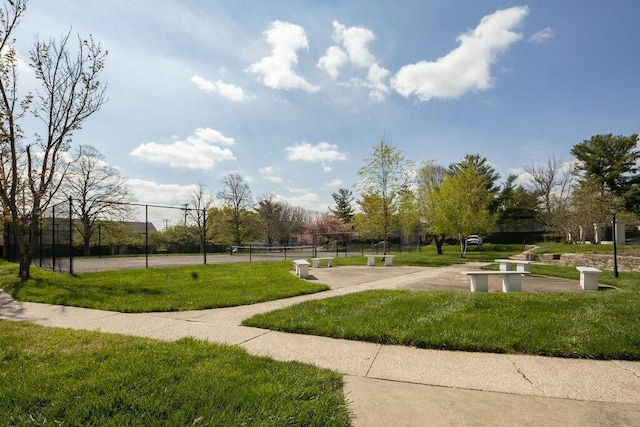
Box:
[610,205,619,278]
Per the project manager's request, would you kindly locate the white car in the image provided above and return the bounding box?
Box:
[466,235,483,246]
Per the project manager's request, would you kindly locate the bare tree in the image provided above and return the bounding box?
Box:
[188,182,214,251]
[60,145,130,255]
[217,173,252,245]
[0,1,108,277]
[523,157,574,226]
[275,203,306,244]
[255,192,281,245]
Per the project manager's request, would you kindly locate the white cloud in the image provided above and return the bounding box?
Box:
[366,63,391,101]
[125,179,207,228]
[325,179,342,187]
[323,165,332,172]
[529,27,553,43]
[391,6,528,102]
[318,21,390,101]
[191,75,251,102]
[259,166,275,174]
[192,127,235,145]
[274,192,323,211]
[267,176,284,183]
[259,165,285,184]
[317,46,348,78]
[130,127,236,170]
[127,179,198,205]
[285,141,347,163]
[247,20,319,93]
[289,187,310,194]
[333,21,376,67]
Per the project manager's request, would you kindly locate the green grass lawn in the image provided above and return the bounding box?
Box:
[242,288,640,360]
[532,242,640,254]
[243,263,640,360]
[0,261,328,312]
[329,244,523,267]
[0,320,350,426]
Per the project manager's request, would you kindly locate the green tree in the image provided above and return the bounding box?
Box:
[571,133,640,215]
[397,187,422,243]
[449,154,501,195]
[353,192,387,239]
[426,168,495,257]
[157,224,200,245]
[0,1,108,277]
[329,188,355,223]
[415,160,448,254]
[255,194,308,245]
[357,137,412,252]
[495,174,539,232]
[77,220,141,248]
[207,206,236,245]
[207,206,261,245]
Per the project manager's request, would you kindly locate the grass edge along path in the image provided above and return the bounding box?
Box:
[0,261,328,313]
[243,265,640,361]
[0,320,351,426]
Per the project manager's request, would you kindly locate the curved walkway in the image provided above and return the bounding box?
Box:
[2,264,640,426]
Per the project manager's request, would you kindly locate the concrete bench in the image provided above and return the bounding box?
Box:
[460,271,530,292]
[292,259,310,279]
[366,254,395,266]
[576,266,601,290]
[495,259,535,272]
[311,257,334,268]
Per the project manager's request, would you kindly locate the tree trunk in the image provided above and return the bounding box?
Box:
[16,223,34,278]
[434,234,446,255]
[83,233,91,256]
[19,253,31,278]
[2,222,9,261]
[82,219,92,256]
[459,236,467,258]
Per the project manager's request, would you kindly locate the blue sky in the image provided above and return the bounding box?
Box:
[13,0,640,223]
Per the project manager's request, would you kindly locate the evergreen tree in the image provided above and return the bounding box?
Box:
[330,188,355,223]
[571,133,640,215]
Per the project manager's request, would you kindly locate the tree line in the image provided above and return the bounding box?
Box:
[347,133,640,258]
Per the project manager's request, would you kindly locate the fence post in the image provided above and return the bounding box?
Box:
[249,243,252,262]
[344,235,348,258]
[312,234,317,258]
[39,226,43,267]
[52,205,56,271]
[145,205,149,269]
[202,208,207,265]
[98,223,101,258]
[68,197,73,274]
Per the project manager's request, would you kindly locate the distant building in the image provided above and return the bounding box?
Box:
[121,221,158,234]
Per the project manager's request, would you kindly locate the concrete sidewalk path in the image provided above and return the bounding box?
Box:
[2,264,640,426]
